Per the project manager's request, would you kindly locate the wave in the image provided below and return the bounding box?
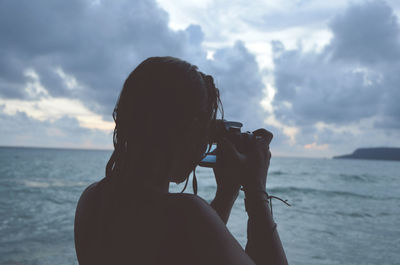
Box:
[22,180,88,188]
[338,173,374,182]
[269,170,287,176]
[268,186,398,201]
[23,181,51,188]
[332,210,374,218]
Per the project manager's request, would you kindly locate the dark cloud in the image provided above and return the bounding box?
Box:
[328,1,400,64]
[272,0,400,131]
[0,0,204,118]
[0,0,268,146]
[200,41,267,131]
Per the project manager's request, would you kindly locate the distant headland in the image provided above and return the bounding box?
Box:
[333,147,400,161]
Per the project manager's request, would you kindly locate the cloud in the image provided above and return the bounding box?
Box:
[269,0,400,155]
[6,0,399,157]
[0,107,111,149]
[0,68,114,131]
[273,44,383,125]
[272,1,400,127]
[0,0,204,118]
[328,0,400,63]
[304,142,329,150]
[0,0,270,147]
[199,41,267,131]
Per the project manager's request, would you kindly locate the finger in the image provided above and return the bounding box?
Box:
[253,128,273,145]
[256,140,270,157]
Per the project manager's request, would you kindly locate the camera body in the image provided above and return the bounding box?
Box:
[198,119,256,168]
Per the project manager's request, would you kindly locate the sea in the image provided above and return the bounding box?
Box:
[0,146,399,265]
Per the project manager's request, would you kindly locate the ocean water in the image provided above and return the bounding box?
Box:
[0,146,399,265]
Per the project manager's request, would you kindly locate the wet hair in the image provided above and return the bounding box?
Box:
[105,56,222,184]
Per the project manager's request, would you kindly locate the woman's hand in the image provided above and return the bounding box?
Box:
[210,129,273,223]
[211,138,244,223]
[213,137,245,198]
[213,129,273,197]
[241,129,273,194]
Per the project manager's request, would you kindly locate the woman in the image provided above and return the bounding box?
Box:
[74,56,288,265]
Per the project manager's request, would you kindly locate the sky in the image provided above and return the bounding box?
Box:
[1,0,400,157]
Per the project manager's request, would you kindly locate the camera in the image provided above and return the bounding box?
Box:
[198,119,258,168]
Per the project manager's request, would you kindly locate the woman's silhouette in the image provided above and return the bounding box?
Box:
[74,57,288,265]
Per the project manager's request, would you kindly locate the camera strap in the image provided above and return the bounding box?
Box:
[180,176,189,193]
[179,166,198,195]
[192,168,198,195]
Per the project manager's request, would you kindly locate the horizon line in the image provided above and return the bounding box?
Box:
[0,144,329,159]
[0,144,113,152]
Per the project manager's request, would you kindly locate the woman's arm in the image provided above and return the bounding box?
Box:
[176,194,256,265]
[244,191,288,265]
[210,188,288,265]
[241,129,288,265]
[210,137,242,224]
[212,129,288,265]
[210,189,239,224]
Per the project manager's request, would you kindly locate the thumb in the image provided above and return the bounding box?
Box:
[253,128,273,145]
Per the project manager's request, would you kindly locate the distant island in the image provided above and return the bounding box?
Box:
[333,147,400,161]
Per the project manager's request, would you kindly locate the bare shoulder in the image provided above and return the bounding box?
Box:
[74,181,102,264]
[165,193,210,211]
[75,182,99,220]
[165,193,255,265]
[164,193,222,224]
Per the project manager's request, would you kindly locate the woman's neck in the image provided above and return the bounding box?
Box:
[123,151,171,194]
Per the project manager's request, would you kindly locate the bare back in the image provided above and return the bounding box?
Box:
[74,177,255,265]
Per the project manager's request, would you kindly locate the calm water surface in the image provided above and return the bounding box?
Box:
[0,147,399,265]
